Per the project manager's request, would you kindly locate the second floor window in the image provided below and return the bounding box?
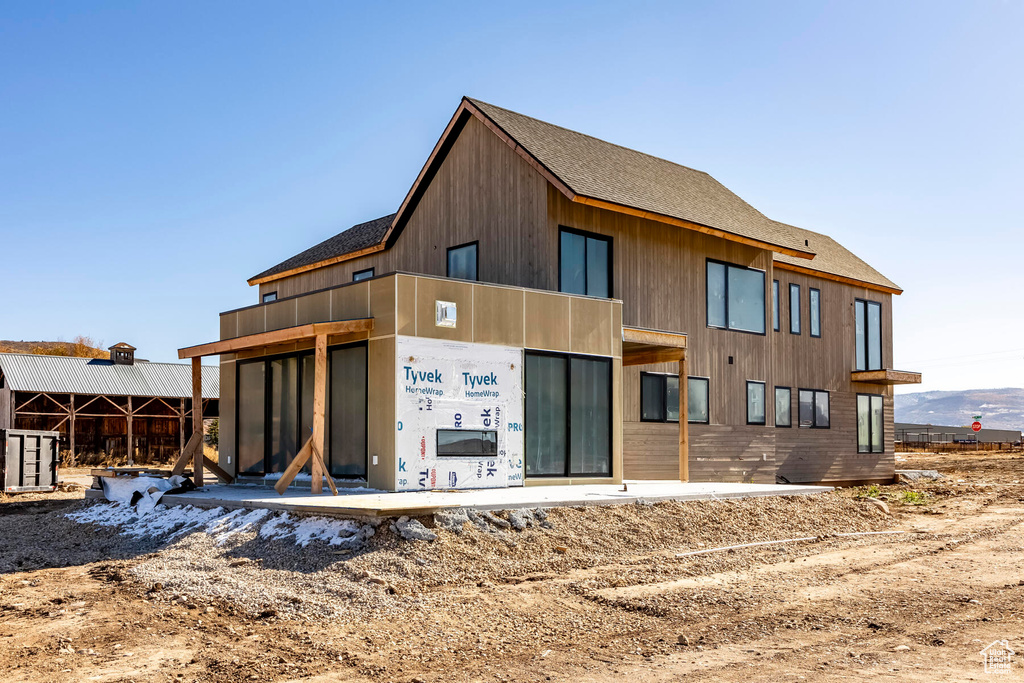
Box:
[560,228,611,297]
[789,284,801,334]
[447,242,478,281]
[352,267,374,282]
[262,291,277,303]
[855,299,882,371]
[810,288,821,337]
[707,260,766,334]
[772,280,780,331]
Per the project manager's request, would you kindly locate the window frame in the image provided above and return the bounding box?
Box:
[558,226,613,298]
[687,376,711,425]
[446,240,479,281]
[262,291,277,303]
[775,386,792,428]
[854,298,883,371]
[789,283,801,335]
[525,350,613,478]
[436,428,498,457]
[705,259,767,335]
[639,372,680,424]
[809,287,821,338]
[234,340,369,477]
[857,393,885,454]
[772,280,780,332]
[746,380,767,426]
[352,267,375,282]
[797,388,830,429]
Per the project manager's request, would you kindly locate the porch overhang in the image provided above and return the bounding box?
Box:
[850,369,922,385]
[621,326,687,367]
[177,318,374,359]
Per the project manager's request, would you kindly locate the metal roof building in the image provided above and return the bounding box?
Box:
[0,346,219,465]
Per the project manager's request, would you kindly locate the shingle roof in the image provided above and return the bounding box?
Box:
[0,353,219,398]
[250,213,395,283]
[247,98,899,293]
[771,221,901,292]
[466,98,814,257]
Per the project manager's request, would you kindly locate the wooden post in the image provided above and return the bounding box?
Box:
[126,396,133,466]
[311,333,327,495]
[678,354,689,482]
[179,398,185,459]
[192,358,203,486]
[69,393,76,467]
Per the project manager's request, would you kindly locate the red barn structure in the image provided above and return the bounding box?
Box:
[0,344,218,465]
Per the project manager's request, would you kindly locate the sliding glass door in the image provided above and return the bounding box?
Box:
[525,352,612,478]
[235,341,367,478]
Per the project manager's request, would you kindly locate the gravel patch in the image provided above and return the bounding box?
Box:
[36,492,890,622]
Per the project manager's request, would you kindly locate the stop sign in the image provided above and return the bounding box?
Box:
[972,421,982,432]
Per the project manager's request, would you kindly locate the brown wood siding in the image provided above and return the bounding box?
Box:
[248,117,900,486]
[259,116,549,299]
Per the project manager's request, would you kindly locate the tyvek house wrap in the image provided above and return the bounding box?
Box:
[395,336,525,491]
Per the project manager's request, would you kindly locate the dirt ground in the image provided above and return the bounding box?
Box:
[2,451,1024,682]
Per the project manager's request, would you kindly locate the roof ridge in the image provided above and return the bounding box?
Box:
[466,97,718,180]
[465,97,775,222]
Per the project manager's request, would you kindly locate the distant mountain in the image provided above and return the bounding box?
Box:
[895,388,1024,431]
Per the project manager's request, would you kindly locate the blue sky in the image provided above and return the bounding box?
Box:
[2,1,1021,393]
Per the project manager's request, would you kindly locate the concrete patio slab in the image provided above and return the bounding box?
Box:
[86,480,833,517]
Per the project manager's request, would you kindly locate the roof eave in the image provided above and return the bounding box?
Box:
[247,243,387,287]
[773,260,903,295]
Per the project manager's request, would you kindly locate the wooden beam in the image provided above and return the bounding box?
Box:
[311,333,328,495]
[126,396,133,466]
[573,195,816,260]
[69,393,76,467]
[311,442,338,496]
[274,436,314,494]
[622,326,687,349]
[773,260,903,296]
[622,348,687,367]
[192,358,203,486]
[178,318,374,359]
[171,432,203,476]
[201,453,234,484]
[678,355,689,482]
[850,369,922,385]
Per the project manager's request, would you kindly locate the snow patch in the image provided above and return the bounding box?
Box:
[66,502,372,548]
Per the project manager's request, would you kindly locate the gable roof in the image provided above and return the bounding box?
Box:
[250,214,395,285]
[0,353,219,399]
[463,98,814,258]
[771,222,901,293]
[250,97,899,294]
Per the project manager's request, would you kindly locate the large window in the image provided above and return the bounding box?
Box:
[855,299,882,371]
[640,373,680,422]
[789,284,801,334]
[798,389,830,428]
[857,394,884,453]
[809,288,821,338]
[447,242,478,281]
[236,342,367,478]
[775,387,791,427]
[706,260,766,334]
[688,377,710,424]
[560,228,611,298]
[746,381,766,425]
[772,280,780,331]
[525,352,611,477]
